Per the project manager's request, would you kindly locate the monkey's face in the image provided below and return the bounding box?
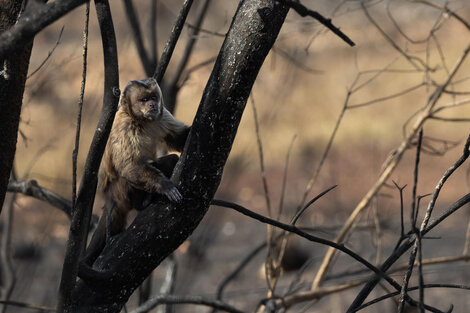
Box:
[123,78,164,121]
[136,91,162,120]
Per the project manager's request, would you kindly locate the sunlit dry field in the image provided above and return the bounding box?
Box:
[5,0,470,312]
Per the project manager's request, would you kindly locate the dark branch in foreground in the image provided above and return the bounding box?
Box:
[69,2,290,312]
[57,0,120,311]
[280,0,355,47]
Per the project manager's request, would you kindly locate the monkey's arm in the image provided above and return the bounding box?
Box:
[120,160,182,202]
[160,108,191,152]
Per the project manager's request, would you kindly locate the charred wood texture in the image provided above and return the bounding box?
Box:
[70,0,288,312]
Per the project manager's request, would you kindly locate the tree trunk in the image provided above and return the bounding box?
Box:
[0,1,33,213]
[70,0,289,312]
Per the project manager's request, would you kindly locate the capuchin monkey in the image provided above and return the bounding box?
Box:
[81,77,190,267]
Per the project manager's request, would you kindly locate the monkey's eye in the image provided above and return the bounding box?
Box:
[140,97,149,102]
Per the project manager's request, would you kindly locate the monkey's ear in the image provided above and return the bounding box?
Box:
[145,77,158,90]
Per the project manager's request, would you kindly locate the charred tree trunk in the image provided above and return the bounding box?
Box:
[0,1,33,212]
[70,0,288,312]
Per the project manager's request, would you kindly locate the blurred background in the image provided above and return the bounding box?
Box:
[4,0,470,312]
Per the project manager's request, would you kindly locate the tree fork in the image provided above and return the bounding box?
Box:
[69,0,289,312]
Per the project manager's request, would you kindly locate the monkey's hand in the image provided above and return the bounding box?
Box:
[159,180,183,203]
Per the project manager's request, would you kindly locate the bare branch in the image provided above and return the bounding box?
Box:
[168,0,212,90]
[7,179,72,218]
[429,116,470,123]
[312,42,470,292]
[72,1,90,212]
[353,284,470,312]
[250,95,272,217]
[27,26,64,79]
[278,135,297,220]
[397,128,424,313]
[123,0,154,76]
[211,199,403,292]
[57,0,120,311]
[280,0,355,47]
[360,1,429,71]
[411,0,470,31]
[348,82,426,109]
[347,192,470,311]
[153,0,194,83]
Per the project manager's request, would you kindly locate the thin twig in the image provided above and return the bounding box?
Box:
[123,0,153,76]
[348,82,426,110]
[312,42,470,291]
[411,0,470,31]
[153,0,194,83]
[352,284,469,312]
[277,134,296,220]
[291,185,337,225]
[27,26,64,79]
[361,1,428,71]
[168,0,212,90]
[250,94,275,296]
[347,149,470,312]
[411,128,424,229]
[211,200,404,293]
[400,134,470,312]
[280,0,355,47]
[250,95,272,216]
[393,181,407,240]
[72,1,90,212]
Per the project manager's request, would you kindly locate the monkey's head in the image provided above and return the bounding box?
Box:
[121,77,164,121]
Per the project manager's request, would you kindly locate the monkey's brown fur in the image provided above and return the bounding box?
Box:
[82,78,190,266]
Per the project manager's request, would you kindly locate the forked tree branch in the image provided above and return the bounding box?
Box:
[69,1,289,312]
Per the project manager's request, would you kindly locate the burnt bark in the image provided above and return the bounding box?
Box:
[70,0,289,312]
[0,1,33,212]
[57,0,120,312]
